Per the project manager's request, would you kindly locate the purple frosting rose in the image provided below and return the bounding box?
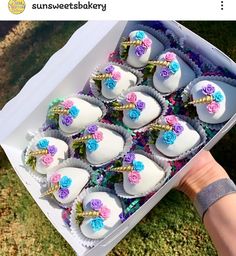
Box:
[86,124,98,134]
[136,100,146,111]
[47,145,57,156]
[90,199,103,211]
[105,65,115,74]
[135,45,146,57]
[173,123,184,135]
[58,188,69,199]
[124,152,135,164]
[62,115,73,126]
[202,84,215,95]
[160,68,171,78]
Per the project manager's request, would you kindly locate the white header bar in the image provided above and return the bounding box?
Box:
[0,0,234,20]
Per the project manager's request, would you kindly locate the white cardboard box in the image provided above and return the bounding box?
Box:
[1,21,236,256]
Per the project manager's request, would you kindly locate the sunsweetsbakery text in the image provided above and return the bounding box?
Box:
[32,1,107,12]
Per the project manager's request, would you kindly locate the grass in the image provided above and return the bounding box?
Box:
[1,21,236,256]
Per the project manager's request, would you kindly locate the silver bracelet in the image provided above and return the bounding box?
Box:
[194,178,236,220]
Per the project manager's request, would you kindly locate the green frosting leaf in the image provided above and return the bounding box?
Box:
[47,97,64,122]
[72,141,86,158]
[93,78,102,91]
[148,130,160,145]
[76,202,84,224]
[26,155,37,171]
[120,46,129,61]
[48,97,64,109]
[143,64,156,79]
[47,112,59,121]
[112,159,123,168]
[184,104,198,119]
[120,38,129,60]
[106,172,123,184]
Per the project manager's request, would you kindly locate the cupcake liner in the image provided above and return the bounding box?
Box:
[148,115,207,161]
[147,47,202,96]
[24,130,70,183]
[70,186,119,248]
[119,24,170,69]
[113,150,171,199]
[165,28,182,48]
[70,122,133,168]
[89,62,143,103]
[193,117,226,132]
[48,94,107,137]
[115,85,169,133]
[181,75,236,130]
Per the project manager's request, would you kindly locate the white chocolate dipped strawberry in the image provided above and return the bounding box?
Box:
[26,137,68,174]
[114,88,163,129]
[42,167,90,205]
[187,80,236,124]
[72,124,129,165]
[152,51,196,94]
[110,152,165,195]
[122,30,164,68]
[92,64,138,100]
[75,192,122,239]
[152,115,201,157]
[48,96,104,135]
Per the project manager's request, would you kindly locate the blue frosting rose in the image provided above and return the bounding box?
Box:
[128,109,141,120]
[168,61,180,74]
[162,131,177,145]
[37,139,49,149]
[133,160,144,172]
[90,217,104,232]
[86,139,99,152]
[135,30,145,41]
[69,106,79,118]
[59,176,72,188]
[104,78,117,90]
[213,91,224,102]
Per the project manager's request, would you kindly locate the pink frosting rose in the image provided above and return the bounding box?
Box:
[50,172,61,184]
[112,71,121,81]
[92,131,103,142]
[62,100,74,109]
[128,171,141,184]
[126,92,137,103]
[206,101,220,114]
[142,38,152,48]
[164,52,176,62]
[41,154,54,166]
[165,115,178,125]
[99,206,111,219]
